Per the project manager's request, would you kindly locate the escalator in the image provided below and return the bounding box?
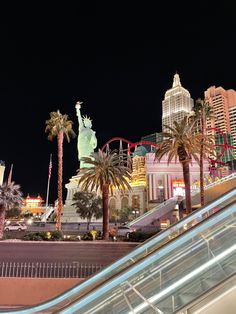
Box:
[178,272,236,314]
[62,193,236,313]
[2,188,236,313]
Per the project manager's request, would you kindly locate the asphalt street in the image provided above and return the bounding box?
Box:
[0,241,138,265]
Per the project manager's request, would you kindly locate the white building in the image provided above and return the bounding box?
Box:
[0,161,5,185]
[162,73,194,132]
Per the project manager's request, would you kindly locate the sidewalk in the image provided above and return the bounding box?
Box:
[0,238,139,245]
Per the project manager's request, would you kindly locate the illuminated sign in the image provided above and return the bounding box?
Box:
[172,180,185,187]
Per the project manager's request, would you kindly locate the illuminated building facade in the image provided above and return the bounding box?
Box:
[145,153,209,201]
[0,160,5,185]
[162,73,194,132]
[109,147,148,216]
[108,151,209,215]
[204,86,236,147]
[21,194,45,215]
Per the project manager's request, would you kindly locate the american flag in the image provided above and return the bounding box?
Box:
[48,154,52,179]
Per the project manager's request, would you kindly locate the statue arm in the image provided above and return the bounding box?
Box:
[75,103,84,130]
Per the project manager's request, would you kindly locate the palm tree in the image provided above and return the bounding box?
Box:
[72,191,102,230]
[193,98,215,206]
[0,182,23,239]
[45,110,75,231]
[155,117,206,215]
[78,150,132,240]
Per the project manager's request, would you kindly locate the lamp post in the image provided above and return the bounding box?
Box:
[158,185,164,203]
[132,209,139,219]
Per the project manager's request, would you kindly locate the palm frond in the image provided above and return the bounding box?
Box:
[78,150,132,194]
[0,182,23,211]
[45,110,76,142]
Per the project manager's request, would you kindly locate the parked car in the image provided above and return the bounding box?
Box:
[4,222,27,232]
[110,225,136,237]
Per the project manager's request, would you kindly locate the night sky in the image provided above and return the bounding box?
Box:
[0,2,235,203]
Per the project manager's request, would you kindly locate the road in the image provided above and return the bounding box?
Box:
[0,241,138,265]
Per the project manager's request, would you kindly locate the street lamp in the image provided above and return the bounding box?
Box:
[132,209,139,219]
[158,185,164,203]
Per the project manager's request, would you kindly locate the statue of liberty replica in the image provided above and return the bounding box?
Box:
[62,101,98,222]
[75,101,97,169]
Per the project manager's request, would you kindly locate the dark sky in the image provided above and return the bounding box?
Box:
[0,2,235,203]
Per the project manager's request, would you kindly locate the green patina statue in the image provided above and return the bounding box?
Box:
[75,101,97,169]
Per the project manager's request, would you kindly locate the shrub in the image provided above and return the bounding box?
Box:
[82,230,102,241]
[50,230,63,240]
[82,231,93,241]
[23,231,54,241]
[1,234,11,240]
[23,232,44,241]
[124,231,157,242]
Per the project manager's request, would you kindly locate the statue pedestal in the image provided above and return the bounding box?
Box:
[61,174,80,223]
[62,173,102,223]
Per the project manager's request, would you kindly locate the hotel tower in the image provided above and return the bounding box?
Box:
[162,73,194,132]
[204,86,236,147]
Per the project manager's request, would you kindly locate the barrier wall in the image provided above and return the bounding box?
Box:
[0,277,83,307]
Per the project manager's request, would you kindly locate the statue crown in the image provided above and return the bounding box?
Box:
[83,115,92,125]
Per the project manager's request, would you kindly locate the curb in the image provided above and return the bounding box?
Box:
[0,239,139,245]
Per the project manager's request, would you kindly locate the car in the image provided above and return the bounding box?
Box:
[4,222,27,232]
[110,225,136,237]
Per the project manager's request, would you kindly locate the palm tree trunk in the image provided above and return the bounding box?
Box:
[200,110,205,206]
[182,161,192,214]
[102,184,109,240]
[87,219,90,231]
[56,131,64,231]
[0,209,5,239]
[200,142,204,206]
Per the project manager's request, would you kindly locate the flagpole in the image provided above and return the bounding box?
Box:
[45,154,52,209]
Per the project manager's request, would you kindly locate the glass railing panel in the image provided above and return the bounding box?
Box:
[130,212,236,313]
[156,250,236,313]
[185,272,236,314]
[68,203,236,314]
[128,198,176,226]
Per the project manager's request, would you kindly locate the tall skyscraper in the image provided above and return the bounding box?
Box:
[162,73,194,132]
[204,86,236,147]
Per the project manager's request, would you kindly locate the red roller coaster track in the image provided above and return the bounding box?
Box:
[101,137,159,154]
[101,128,236,166]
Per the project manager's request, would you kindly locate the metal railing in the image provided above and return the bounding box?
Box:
[0,261,103,278]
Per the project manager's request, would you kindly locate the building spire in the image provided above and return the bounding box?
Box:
[172,72,182,88]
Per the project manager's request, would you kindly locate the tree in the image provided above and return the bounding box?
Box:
[72,191,102,230]
[109,207,120,223]
[5,207,21,219]
[155,117,210,215]
[193,98,215,206]
[78,150,132,240]
[0,182,23,239]
[45,110,75,231]
[119,207,134,223]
